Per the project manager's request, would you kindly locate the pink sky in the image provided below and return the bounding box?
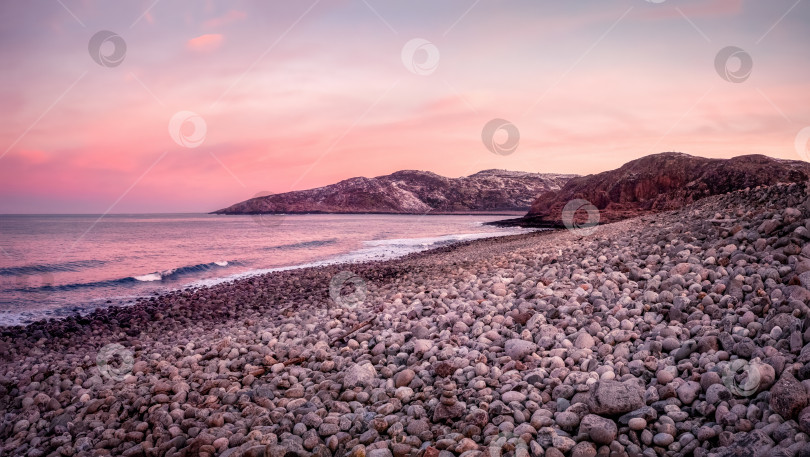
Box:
[1,0,809,213]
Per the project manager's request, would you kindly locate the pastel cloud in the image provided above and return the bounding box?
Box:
[203,10,247,29]
[186,34,224,52]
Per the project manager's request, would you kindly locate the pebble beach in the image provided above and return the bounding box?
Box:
[4,181,810,457]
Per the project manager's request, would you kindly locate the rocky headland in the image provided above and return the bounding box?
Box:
[213,170,576,215]
[498,153,810,228]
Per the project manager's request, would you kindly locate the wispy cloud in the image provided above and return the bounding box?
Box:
[186,33,224,52]
[203,10,246,29]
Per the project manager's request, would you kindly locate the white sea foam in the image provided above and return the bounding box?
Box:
[187,228,536,289]
[134,273,162,282]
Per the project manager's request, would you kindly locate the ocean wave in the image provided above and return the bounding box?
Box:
[11,277,138,292]
[263,239,338,250]
[132,260,236,282]
[133,273,162,282]
[0,259,107,276]
[10,260,238,291]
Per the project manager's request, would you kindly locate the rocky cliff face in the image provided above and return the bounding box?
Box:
[520,153,810,226]
[214,169,577,214]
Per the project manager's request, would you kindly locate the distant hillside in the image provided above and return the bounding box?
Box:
[503,152,810,226]
[213,169,577,215]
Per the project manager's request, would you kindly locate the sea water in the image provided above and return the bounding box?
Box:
[0,213,533,326]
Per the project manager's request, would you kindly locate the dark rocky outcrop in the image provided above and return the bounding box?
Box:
[498,152,810,227]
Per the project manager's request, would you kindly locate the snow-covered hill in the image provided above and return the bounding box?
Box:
[213,169,576,214]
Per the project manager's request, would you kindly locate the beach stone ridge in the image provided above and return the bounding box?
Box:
[5,181,810,456]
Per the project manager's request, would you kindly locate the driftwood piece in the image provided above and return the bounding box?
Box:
[249,355,308,380]
[283,356,308,366]
[329,318,374,345]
